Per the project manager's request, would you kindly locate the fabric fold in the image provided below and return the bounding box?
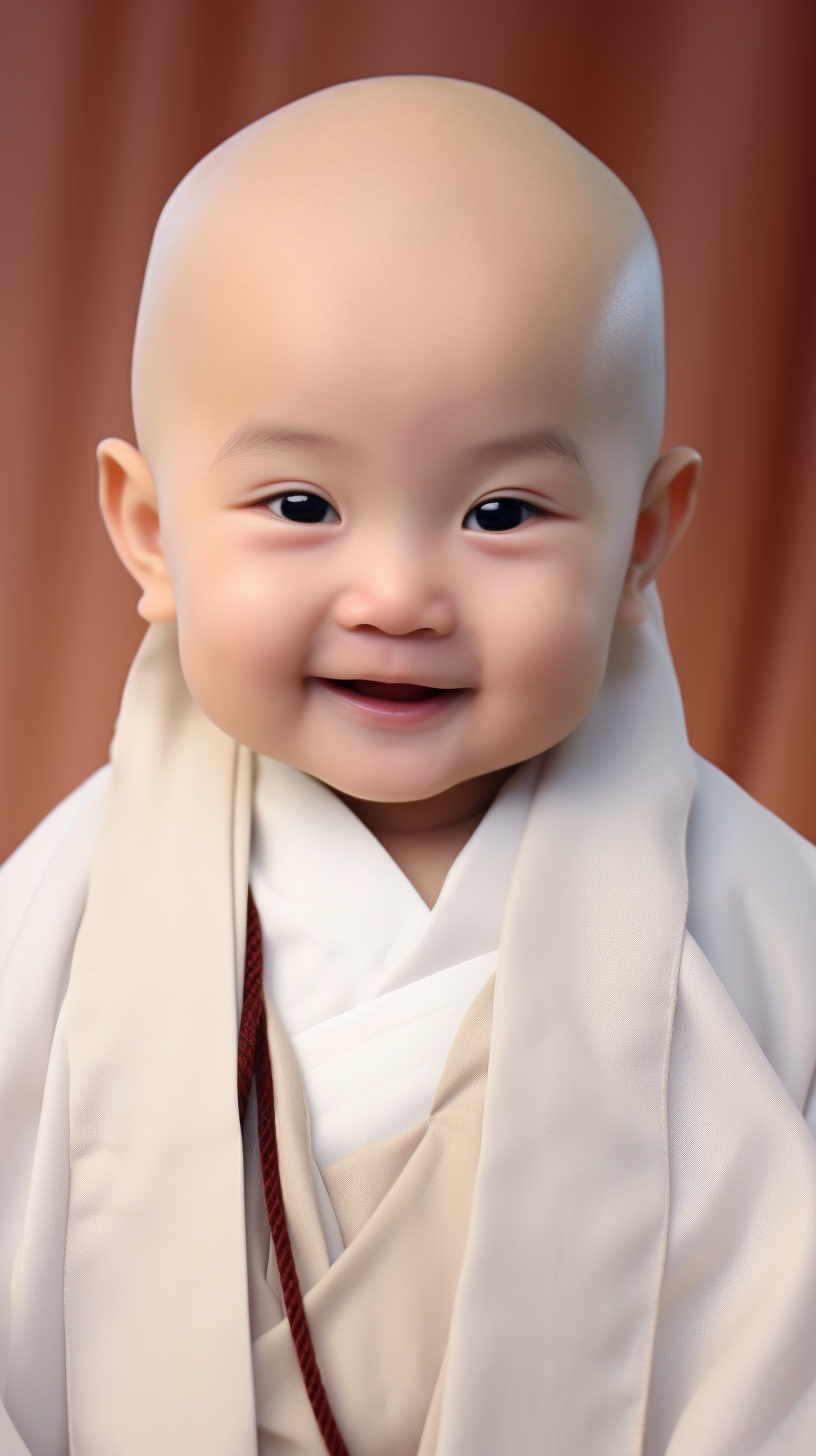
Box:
[63,623,256,1456]
[248,975,495,1456]
[437,601,697,1456]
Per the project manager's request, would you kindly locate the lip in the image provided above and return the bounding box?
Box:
[313,677,467,725]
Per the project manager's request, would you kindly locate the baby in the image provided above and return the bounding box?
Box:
[1,76,816,1456]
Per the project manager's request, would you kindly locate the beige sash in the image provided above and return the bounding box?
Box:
[245,977,494,1455]
[64,624,258,1456]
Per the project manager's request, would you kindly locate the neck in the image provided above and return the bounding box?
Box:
[339,767,517,907]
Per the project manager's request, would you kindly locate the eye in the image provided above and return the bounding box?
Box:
[266,490,339,524]
[463,497,542,532]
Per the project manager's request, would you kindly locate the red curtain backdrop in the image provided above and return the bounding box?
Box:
[1,0,815,862]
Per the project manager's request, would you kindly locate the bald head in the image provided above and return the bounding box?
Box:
[101,78,699,804]
[132,77,664,477]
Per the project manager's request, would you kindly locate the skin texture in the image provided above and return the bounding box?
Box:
[99,77,700,905]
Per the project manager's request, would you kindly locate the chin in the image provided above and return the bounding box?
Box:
[311,759,467,805]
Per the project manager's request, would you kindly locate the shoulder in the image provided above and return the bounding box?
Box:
[0,768,111,967]
[689,754,816,910]
[687,754,816,1120]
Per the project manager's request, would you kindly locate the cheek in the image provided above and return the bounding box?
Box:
[475,556,619,748]
[168,527,315,738]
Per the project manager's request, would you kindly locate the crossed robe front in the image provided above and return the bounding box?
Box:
[2,592,816,1454]
[244,750,538,1451]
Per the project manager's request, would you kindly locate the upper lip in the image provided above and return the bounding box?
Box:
[313,675,468,691]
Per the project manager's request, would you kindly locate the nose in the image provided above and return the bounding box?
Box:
[332,539,456,637]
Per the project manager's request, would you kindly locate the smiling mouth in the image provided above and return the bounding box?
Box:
[315,677,464,719]
[331,679,449,702]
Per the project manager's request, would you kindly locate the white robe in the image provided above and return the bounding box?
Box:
[1,594,816,1455]
[251,752,540,1171]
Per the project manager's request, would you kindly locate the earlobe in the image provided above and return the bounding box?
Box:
[97,438,177,622]
[616,446,702,627]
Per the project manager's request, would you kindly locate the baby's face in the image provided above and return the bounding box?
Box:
[145,211,649,804]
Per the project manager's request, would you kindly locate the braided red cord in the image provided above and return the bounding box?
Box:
[239,891,350,1456]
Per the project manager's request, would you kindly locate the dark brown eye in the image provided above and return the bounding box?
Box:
[464,498,539,532]
[267,492,339,524]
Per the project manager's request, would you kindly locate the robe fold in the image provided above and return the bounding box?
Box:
[1,591,816,1454]
[248,746,538,1180]
[244,978,493,1454]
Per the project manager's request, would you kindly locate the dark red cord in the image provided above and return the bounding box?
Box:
[239,890,350,1456]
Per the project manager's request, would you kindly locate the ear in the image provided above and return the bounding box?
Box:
[616,446,702,627]
[97,438,177,622]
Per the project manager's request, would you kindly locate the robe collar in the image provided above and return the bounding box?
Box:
[250,750,541,1038]
[250,752,541,1169]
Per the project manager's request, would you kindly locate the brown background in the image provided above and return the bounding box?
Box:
[1,0,815,864]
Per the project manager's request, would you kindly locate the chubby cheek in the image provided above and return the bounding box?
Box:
[170,534,312,748]
[478,569,616,760]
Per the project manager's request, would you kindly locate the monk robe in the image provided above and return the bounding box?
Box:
[1,590,816,1454]
[243,753,539,1451]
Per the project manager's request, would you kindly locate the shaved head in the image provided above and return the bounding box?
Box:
[101,76,698,814]
[132,77,664,477]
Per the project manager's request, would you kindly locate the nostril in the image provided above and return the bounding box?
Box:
[333,585,457,638]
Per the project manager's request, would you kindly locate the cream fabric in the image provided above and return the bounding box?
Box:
[2,592,816,1454]
[250,752,539,1169]
[243,977,493,1455]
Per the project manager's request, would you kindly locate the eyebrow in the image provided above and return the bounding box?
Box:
[213,420,584,471]
[470,427,584,470]
[213,422,340,464]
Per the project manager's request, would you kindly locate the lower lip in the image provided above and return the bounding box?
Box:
[313,678,466,725]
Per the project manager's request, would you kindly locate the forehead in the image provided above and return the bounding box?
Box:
[164,189,621,437]
[135,91,657,472]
